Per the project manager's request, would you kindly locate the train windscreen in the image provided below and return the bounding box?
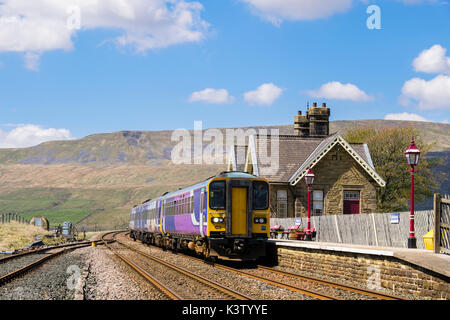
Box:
[209,180,226,210]
[252,181,269,210]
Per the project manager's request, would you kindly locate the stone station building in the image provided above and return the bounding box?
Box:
[228,103,386,218]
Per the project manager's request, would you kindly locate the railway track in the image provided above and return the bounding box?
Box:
[190,257,339,300]
[0,240,101,264]
[102,231,253,300]
[255,265,404,300]
[186,255,404,300]
[120,231,405,300]
[0,241,99,286]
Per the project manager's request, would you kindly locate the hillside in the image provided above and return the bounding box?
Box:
[0,120,448,166]
[0,120,448,229]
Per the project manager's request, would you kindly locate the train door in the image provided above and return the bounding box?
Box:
[231,187,247,235]
[156,200,162,231]
[199,190,204,236]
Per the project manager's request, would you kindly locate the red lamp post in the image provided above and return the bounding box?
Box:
[405,136,420,249]
[305,168,315,241]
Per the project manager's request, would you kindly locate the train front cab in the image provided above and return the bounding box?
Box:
[206,174,270,260]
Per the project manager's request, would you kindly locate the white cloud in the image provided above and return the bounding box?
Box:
[0,0,210,69]
[189,88,234,104]
[306,81,373,102]
[384,112,429,122]
[0,124,73,148]
[244,83,283,106]
[400,74,450,110]
[413,44,450,75]
[240,0,352,25]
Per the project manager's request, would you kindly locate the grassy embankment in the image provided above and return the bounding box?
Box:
[0,221,52,251]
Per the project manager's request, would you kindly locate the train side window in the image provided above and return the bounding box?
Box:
[253,181,269,210]
[209,181,226,210]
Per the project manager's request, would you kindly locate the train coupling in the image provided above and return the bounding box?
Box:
[233,239,246,253]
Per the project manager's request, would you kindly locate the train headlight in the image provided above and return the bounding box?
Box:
[254,217,267,224]
[211,217,224,223]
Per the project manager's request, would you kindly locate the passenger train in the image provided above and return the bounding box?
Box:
[129,171,270,261]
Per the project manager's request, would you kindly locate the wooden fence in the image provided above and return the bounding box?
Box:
[434,194,450,255]
[270,210,435,249]
[0,212,29,225]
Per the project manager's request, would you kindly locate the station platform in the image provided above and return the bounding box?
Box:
[268,239,450,279]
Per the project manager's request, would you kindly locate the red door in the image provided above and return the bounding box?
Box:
[343,191,360,214]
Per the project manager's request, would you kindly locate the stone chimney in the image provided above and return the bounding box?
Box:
[294,110,309,137]
[294,102,330,137]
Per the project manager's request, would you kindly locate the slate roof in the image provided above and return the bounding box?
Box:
[229,132,385,187]
[233,145,248,172]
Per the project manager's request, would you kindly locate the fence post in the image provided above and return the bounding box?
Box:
[434,193,441,254]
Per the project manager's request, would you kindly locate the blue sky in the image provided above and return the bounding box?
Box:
[0,0,449,147]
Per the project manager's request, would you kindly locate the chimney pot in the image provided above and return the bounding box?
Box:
[313,102,317,107]
[298,111,302,115]
[322,103,326,107]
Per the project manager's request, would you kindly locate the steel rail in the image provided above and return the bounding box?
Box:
[122,231,337,300]
[0,242,94,286]
[169,251,338,300]
[257,265,404,300]
[125,232,403,301]
[101,232,183,300]
[114,236,253,300]
[0,240,103,264]
[209,262,338,300]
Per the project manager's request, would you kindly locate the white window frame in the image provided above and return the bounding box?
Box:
[312,190,324,216]
[277,190,288,218]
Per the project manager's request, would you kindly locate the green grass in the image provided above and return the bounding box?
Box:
[0,187,136,227]
[20,209,92,226]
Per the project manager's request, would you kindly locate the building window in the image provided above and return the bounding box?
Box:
[312,190,323,216]
[277,190,288,218]
[343,190,360,214]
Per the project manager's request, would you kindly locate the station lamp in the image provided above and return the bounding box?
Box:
[405,136,420,249]
[304,168,315,241]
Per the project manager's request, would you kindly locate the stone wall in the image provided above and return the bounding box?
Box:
[273,245,449,299]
